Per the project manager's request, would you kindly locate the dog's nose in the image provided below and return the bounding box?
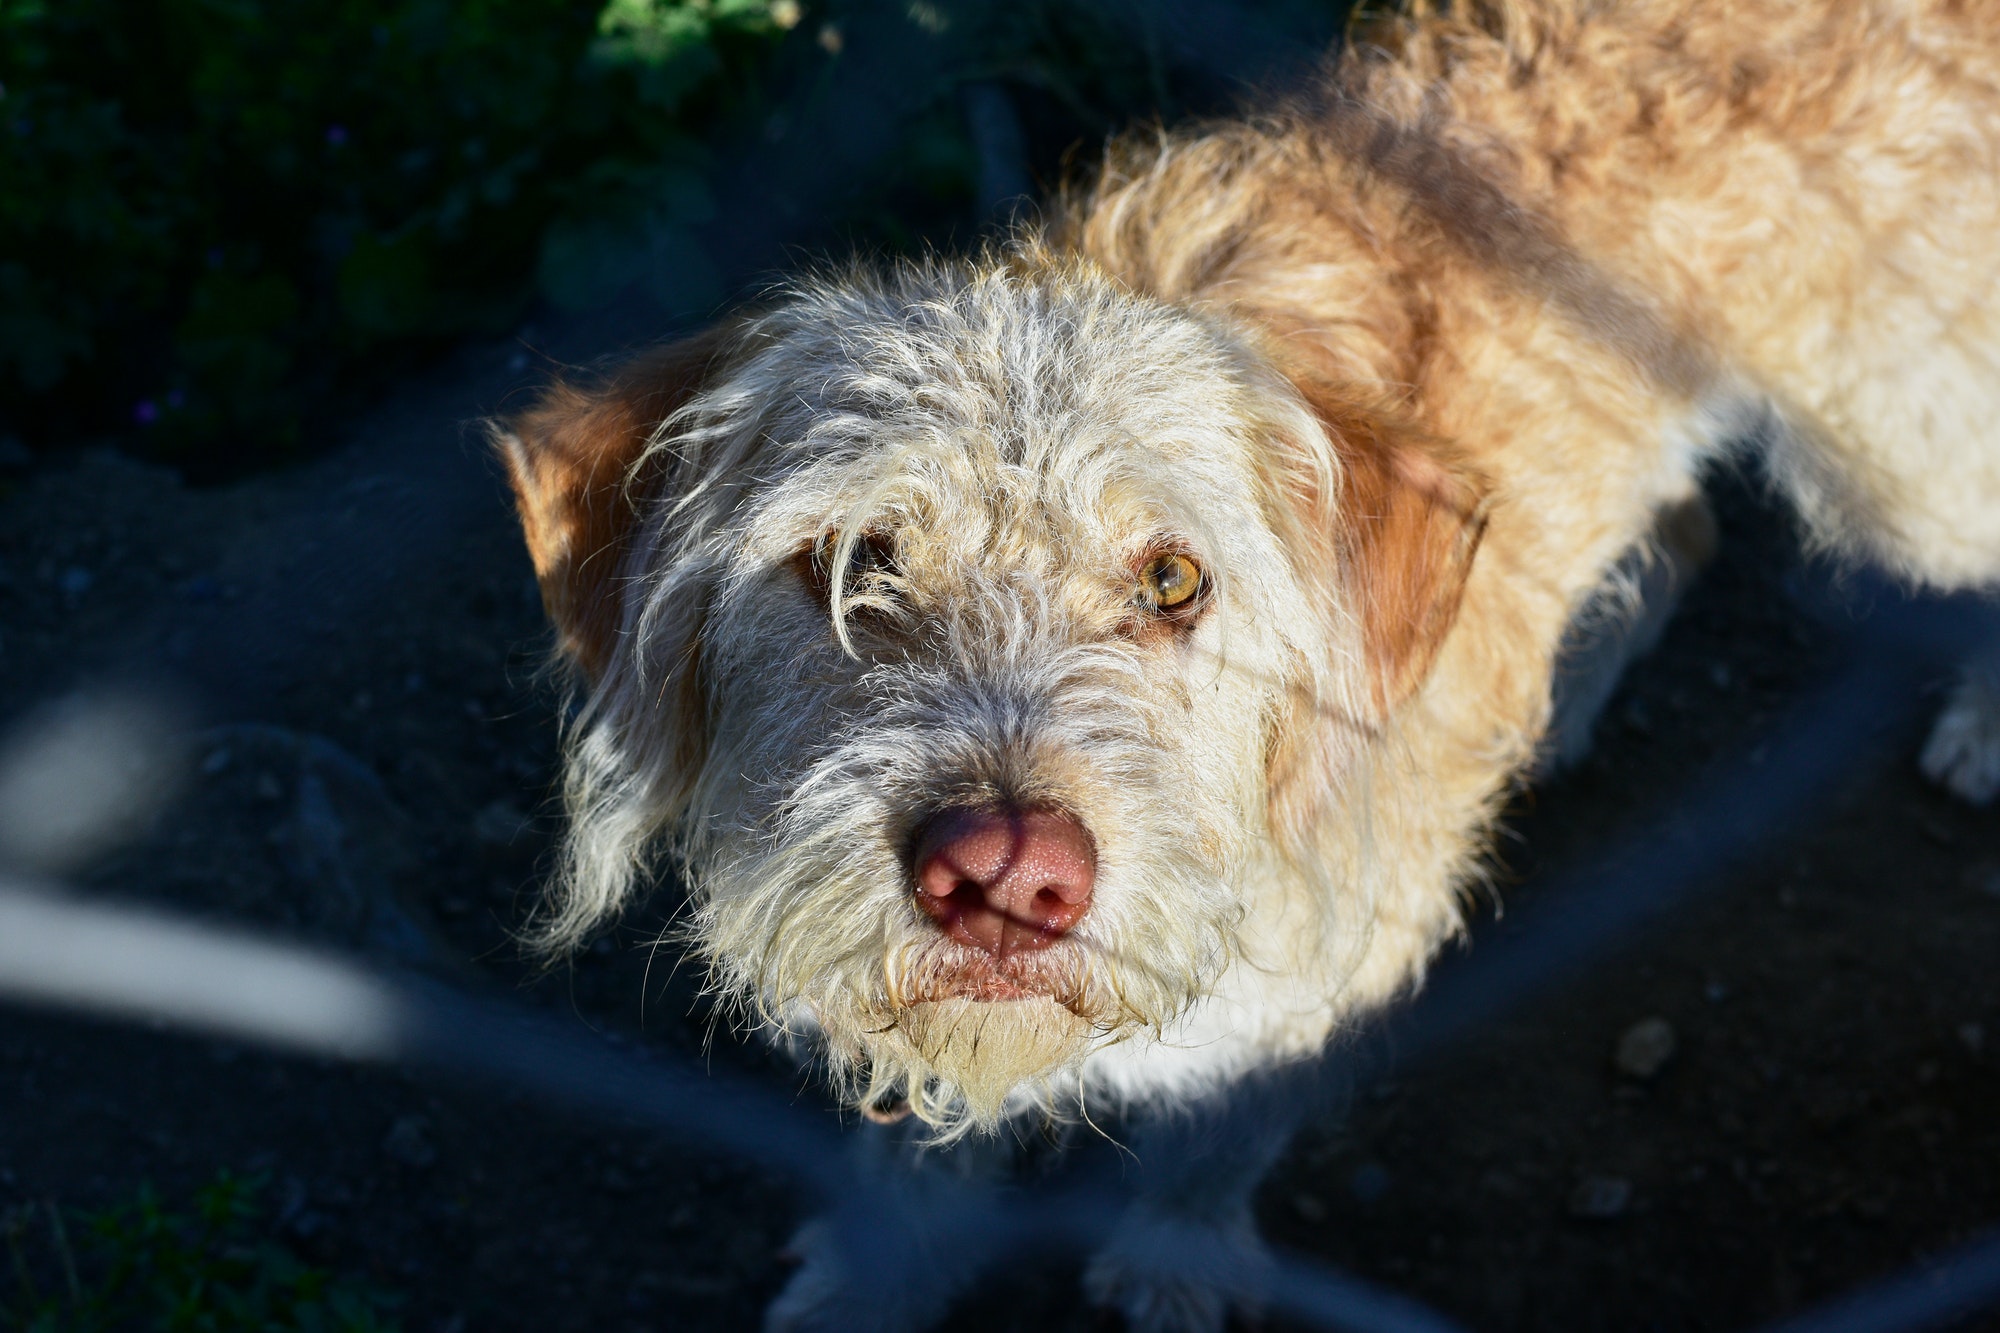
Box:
[911,806,1096,955]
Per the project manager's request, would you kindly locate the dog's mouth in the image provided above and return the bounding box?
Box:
[886,936,1098,1014]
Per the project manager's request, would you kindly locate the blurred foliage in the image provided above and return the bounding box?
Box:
[1,1172,400,1331]
[0,0,796,468]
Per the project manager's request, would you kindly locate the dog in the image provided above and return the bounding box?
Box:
[496,2,2000,1327]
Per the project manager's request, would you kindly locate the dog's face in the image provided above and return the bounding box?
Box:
[499,250,1485,1130]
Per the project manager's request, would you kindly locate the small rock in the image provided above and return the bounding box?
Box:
[1292,1192,1327,1223]
[1960,1022,1986,1055]
[1613,1017,1678,1080]
[1568,1175,1632,1220]
[383,1114,437,1169]
[57,566,93,597]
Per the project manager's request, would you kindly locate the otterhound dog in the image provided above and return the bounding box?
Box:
[498,2,2000,1326]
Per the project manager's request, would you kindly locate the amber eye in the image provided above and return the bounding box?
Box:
[800,530,897,599]
[1138,552,1203,611]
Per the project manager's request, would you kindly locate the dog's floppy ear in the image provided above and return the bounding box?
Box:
[495,328,735,679]
[1269,366,1491,718]
[1324,395,1489,714]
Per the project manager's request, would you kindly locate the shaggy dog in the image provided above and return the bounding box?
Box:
[497,1,2000,1326]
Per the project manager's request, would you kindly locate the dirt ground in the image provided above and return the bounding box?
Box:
[4,3,2000,1330]
[7,382,1999,1333]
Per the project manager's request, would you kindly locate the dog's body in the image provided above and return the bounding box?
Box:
[498,2,2000,1326]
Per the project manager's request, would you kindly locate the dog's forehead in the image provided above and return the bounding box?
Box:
[747,263,1270,544]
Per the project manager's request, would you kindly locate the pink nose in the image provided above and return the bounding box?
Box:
[911,807,1096,956]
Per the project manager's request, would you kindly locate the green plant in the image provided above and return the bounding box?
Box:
[0,0,797,470]
[2,1172,399,1332]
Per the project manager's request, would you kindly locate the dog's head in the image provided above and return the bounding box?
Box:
[497,246,1485,1132]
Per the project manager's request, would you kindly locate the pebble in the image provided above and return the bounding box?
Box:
[1613,1017,1678,1080]
[383,1113,438,1169]
[1568,1175,1632,1220]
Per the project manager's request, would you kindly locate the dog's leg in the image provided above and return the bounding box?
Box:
[766,1111,1019,1333]
[1921,637,2000,806]
[1541,494,1717,774]
[1082,1062,1327,1333]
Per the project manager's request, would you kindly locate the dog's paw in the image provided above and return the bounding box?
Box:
[1082,1209,1270,1333]
[1921,666,2000,805]
[763,1216,956,1333]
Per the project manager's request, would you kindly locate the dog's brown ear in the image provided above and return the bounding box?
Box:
[496,329,734,679]
[1330,398,1489,713]
[1274,373,1490,717]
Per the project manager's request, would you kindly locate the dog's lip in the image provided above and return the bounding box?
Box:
[895,941,1086,1007]
[930,976,1036,1002]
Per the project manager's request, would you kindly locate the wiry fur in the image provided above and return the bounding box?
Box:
[498,0,2000,1306]
[520,255,1377,1135]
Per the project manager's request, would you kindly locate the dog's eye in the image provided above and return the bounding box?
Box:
[1138,552,1203,611]
[835,532,896,581]
[798,530,898,599]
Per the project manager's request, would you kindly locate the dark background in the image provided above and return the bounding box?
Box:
[1,2,1997,1329]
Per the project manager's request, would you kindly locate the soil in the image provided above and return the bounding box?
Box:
[3,4,1998,1331]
